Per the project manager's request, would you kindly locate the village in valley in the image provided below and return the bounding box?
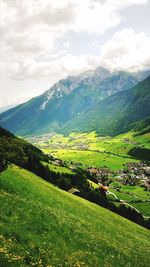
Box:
[86,162,150,188]
[26,131,150,218]
[26,132,150,190]
[51,158,150,193]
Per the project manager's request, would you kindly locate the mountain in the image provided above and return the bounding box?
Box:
[63,75,150,135]
[0,165,149,266]
[0,67,149,136]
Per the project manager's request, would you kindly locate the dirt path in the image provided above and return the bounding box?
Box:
[107,190,119,200]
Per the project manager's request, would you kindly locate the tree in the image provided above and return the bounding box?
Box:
[57,177,71,190]
[0,155,8,173]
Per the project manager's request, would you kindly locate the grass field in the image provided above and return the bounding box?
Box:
[108,183,150,216]
[130,202,150,217]
[45,148,139,171]
[87,180,150,216]
[87,179,98,189]
[0,165,150,267]
[45,131,150,155]
[110,184,150,201]
[134,133,150,149]
[42,161,75,175]
[40,130,150,171]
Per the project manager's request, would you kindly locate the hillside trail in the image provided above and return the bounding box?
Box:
[107,190,142,214]
[107,190,119,200]
[120,202,141,213]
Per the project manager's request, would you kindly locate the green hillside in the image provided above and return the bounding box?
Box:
[0,126,90,195]
[0,165,150,267]
[42,161,75,175]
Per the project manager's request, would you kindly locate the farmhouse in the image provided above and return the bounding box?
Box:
[68,188,80,195]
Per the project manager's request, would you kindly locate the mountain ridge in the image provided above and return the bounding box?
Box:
[63,75,150,135]
[0,67,149,136]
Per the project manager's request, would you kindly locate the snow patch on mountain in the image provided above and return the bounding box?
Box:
[40,90,55,111]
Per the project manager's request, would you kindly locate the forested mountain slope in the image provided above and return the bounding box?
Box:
[63,75,150,135]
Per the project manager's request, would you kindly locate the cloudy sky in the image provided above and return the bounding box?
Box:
[0,0,150,109]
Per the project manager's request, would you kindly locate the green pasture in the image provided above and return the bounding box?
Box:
[46,149,139,171]
[42,161,75,175]
[0,165,150,266]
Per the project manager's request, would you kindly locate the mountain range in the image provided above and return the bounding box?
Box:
[63,75,150,135]
[0,67,150,136]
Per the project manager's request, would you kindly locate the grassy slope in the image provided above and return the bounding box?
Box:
[0,166,150,267]
[42,161,75,175]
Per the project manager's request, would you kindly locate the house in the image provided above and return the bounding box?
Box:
[68,188,80,195]
[97,183,108,197]
[143,167,150,175]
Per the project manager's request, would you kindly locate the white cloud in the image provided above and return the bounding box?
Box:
[107,0,148,8]
[0,0,149,108]
[100,28,150,71]
[0,0,149,81]
[7,54,98,81]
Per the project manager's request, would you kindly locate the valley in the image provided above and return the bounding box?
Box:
[0,68,150,266]
[26,130,150,218]
[27,131,150,161]
[1,2,150,266]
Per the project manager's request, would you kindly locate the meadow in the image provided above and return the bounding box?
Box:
[41,131,150,170]
[42,161,75,175]
[109,186,150,217]
[87,179,150,216]
[45,149,139,170]
[0,165,150,267]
